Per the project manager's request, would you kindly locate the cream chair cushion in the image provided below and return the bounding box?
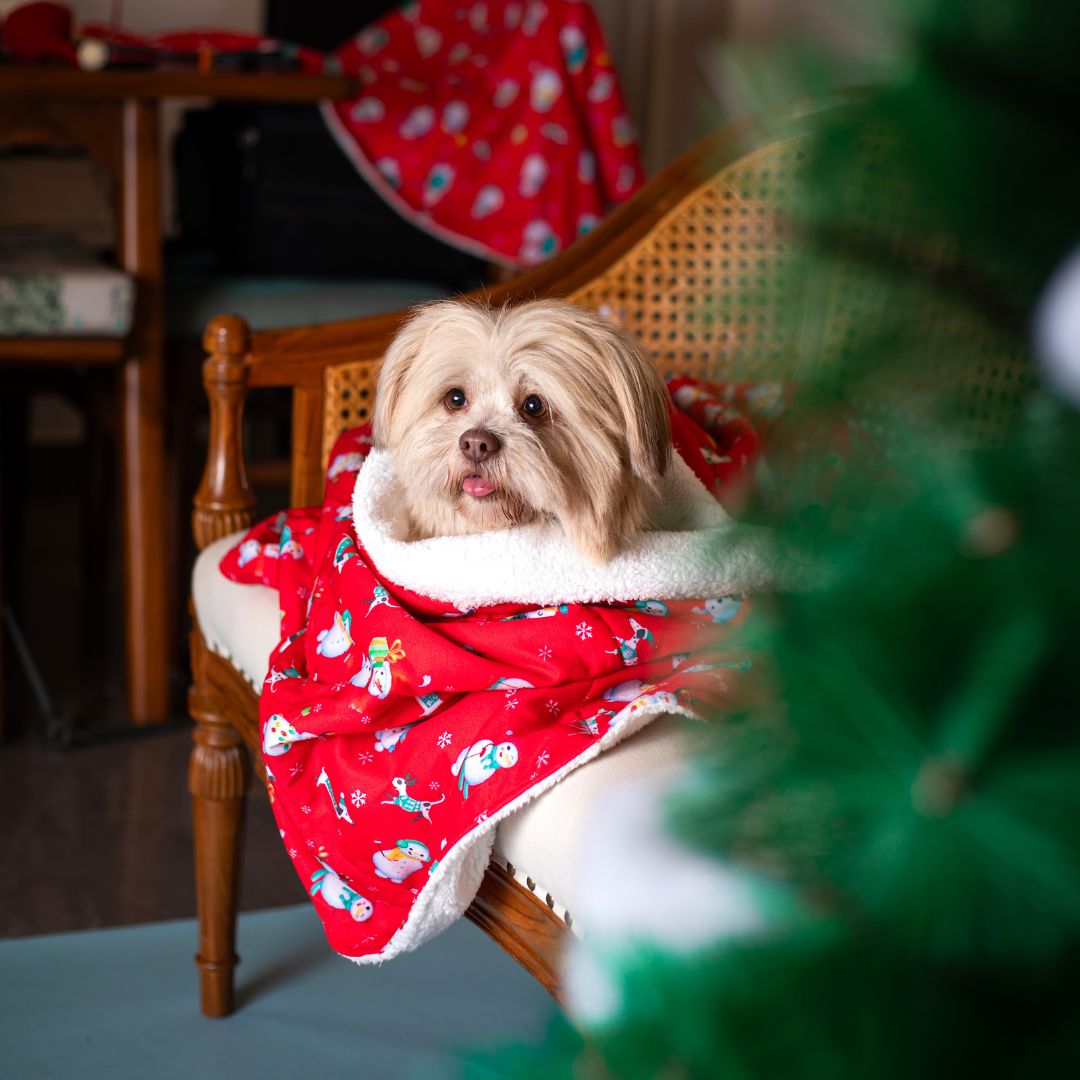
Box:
[193,534,693,933]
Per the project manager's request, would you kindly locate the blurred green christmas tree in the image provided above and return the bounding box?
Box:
[461,1,1080,1076]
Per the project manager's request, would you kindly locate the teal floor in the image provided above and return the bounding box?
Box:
[0,904,555,1079]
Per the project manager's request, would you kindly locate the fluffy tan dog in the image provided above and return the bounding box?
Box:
[371,298,672,563]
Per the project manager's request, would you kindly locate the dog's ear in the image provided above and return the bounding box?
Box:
[561,473,654,565]
[372,303,441,449]
[600,321,671,490]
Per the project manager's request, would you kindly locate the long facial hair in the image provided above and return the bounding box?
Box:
[372,299,671,563]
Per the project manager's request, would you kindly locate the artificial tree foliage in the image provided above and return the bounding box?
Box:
[461,1,1080,1075]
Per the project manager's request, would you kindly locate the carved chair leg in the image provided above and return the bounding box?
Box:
[188,693,251,1018]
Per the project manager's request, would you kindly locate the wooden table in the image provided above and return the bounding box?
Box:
[0,66,355,724]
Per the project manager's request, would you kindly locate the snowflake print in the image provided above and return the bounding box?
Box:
[504,696,519,711]
[289,761,305,778]
[538,644,552,660]
[437,731,453,748]
[289,847,298,858]
[545,698,560,714]
[305,838,316,849]
[357,751,374,764]
[536,750,550,769]
[475,811,490,825]
[358,713,372,725]
[351,789,367,808]
[313,703,323,712]
[575,621,593,641]
[300,804,312,815]
[429,780,441,791]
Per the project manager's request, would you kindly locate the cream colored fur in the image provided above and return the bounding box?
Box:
[371,298,672,563]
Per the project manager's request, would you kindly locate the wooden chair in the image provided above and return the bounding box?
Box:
[188,104,1031,1017]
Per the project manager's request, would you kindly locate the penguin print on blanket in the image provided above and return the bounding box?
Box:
[278,525,304,560]
[236,537,264,568]
[366,584,398,615]
[350,652,374,689]
[372,839,430,882]
[451,739,518,798]
[311,856,374,922]
[373,721,422,753]
[327,451,367,482]
[692,597,742,624]
[603,678,656,703]
[633,599,669,618]
[333,536,359,573]
[316,610,354,658]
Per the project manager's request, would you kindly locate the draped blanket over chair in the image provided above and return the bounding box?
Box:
[190,104,1036,1016]
[187,109,826,1016]
[216,411,769,962]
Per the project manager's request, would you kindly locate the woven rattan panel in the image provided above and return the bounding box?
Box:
[315,140,810,466]
[819,256,1032,450]
[323,358,379,464]
[317,130,1030,468]
[809,128,1033,449]
[568,137,810,385]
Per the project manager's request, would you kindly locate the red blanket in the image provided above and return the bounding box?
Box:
[321,0,645,266]
[222,398,770,962]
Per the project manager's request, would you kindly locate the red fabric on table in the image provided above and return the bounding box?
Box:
[321,0,645,267]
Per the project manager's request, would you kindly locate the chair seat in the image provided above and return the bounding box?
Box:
[193,534,693,934]
[0,232,134,337]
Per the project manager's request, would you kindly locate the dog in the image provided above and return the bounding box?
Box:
[371,298,672,563]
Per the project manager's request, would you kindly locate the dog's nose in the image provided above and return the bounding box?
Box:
[459,428,501,463]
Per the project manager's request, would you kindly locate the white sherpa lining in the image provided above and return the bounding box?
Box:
[351,447,777,610]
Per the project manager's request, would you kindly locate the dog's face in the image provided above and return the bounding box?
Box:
[371,299,671,563]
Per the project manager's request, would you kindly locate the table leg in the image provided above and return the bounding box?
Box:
[120,98,169,723]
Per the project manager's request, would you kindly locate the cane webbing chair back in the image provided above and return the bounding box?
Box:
[319,134,809,469]
[318,122,1030,472]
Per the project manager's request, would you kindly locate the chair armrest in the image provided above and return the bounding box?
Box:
[193,314,256,552]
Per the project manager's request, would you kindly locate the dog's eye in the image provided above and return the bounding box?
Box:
[521,394,547,420]
[444,388,468,411]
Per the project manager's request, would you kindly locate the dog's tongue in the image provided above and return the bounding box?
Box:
[463,476,496,498]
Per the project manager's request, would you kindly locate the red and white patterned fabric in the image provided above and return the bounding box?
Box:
[81,3,643,268]
[321,0,646,267]
[220,392,770,963]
